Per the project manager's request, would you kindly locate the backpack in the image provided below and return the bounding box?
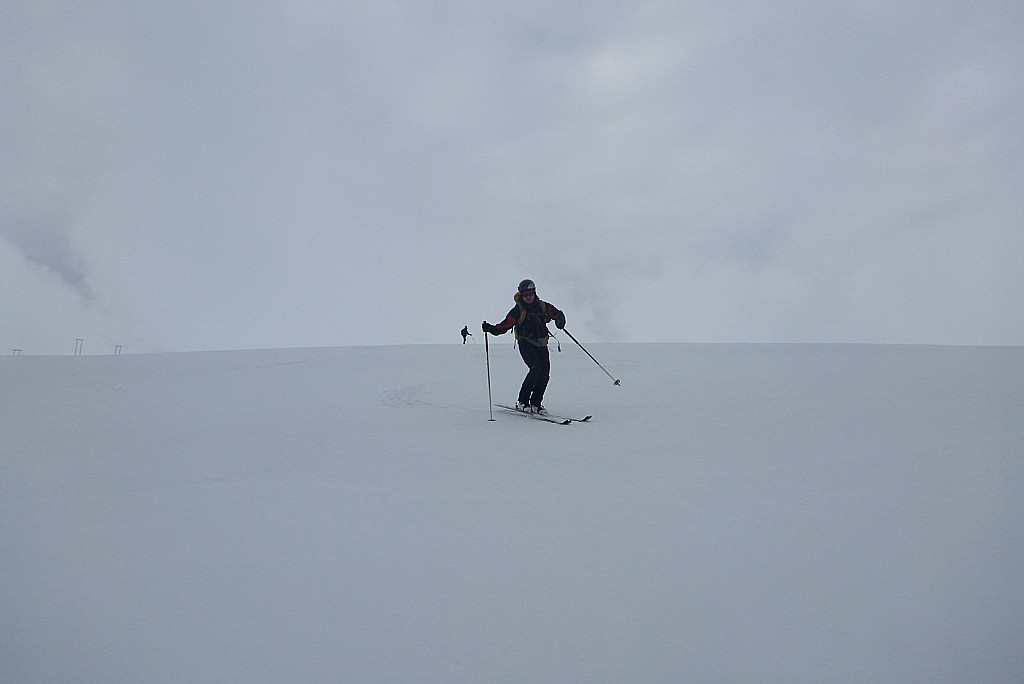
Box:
[513,292,553,347]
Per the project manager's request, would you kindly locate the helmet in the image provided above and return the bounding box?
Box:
[518,279,536,293]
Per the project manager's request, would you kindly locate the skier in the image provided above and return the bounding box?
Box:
[482,279,566,414]
[461,326,473,344]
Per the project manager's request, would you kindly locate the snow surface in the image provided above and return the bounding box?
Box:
[2,343,1022,683]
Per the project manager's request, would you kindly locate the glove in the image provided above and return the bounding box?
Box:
[482,321,497,334]
[555,316,565,330]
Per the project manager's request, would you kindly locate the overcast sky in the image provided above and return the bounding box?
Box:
[3,1,1022,354]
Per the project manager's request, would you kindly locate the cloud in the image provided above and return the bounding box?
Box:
[1,211,95,302]
[1,2,1021,349]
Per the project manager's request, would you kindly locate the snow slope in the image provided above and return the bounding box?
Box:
[2,343,1022,683]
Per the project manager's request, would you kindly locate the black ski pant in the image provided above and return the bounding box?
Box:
[517,342,550,407]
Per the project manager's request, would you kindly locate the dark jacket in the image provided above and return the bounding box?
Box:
[492,292,565,347]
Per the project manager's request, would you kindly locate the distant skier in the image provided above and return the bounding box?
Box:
[461,326,473,344]
[482,279,565,415]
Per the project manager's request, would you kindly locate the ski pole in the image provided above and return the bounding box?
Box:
[563,328,621,386]
[484,330,495,421]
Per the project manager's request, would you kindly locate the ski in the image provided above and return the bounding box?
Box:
[495,404,571,424]
[494,404,590,425]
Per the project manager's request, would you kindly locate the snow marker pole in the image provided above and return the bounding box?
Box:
[484,331,495,421]
[563,328,621,386]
